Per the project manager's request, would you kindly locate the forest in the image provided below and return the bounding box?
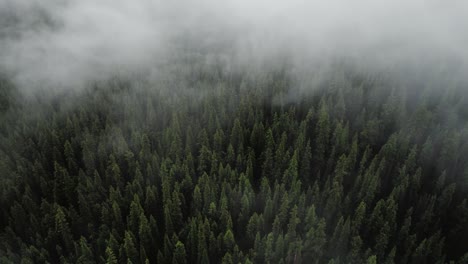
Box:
[0,58,467,264]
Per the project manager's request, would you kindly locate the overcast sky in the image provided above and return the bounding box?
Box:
[0,0,467,90]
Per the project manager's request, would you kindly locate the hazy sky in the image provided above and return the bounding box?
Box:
[0,0,467,90]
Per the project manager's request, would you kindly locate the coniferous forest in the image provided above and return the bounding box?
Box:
[0,59,467,264]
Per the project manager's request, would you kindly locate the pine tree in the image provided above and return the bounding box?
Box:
[123,231,139,264]
[173,241,187,264]
[105,246,118,264]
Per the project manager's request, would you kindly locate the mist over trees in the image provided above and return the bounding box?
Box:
[1,0,468,263]
[0,60,467,263]
[1,0,467,91]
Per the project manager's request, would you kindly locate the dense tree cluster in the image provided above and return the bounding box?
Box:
[0,66,467,263]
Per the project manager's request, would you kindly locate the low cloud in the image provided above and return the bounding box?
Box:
[0,0,467,90]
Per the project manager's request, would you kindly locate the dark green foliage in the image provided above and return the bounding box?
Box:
[0,67,467,263]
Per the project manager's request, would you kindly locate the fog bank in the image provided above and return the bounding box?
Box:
[0,0,467,90]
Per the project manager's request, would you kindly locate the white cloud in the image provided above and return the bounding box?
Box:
[0,0,467,90]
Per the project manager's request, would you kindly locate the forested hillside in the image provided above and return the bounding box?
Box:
[0,65,467,263]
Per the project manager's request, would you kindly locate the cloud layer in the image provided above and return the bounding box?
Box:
[1,0,467,90]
